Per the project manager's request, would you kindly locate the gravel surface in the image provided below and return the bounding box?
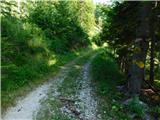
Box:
[77,56,97,120]
[2,83,51,120]
[2,59,77,120]
[60,55,98,120]
[3,52,98,120]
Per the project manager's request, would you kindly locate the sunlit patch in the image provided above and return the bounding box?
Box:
[51,54,56,58]
[74,65,80,69]
[48,59,57,66]
[154,80,160,84]
[155,58,160,64]
[102,42,108,47]
[91,43,98,49]
[75,52,80,56]
[28,38,42,47]
[60,66,65,69]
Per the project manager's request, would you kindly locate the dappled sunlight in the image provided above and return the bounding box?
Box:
[48,59,57,66]
[48,54,57,66]
[28,36,44,48]
[60,66,66,69]
[1,0,160,119]
[74,65,81,69]
[102,42,108,47]
[91,43,99,50]
[154,80,160,84]
[155,58,160,64]
[74,51,80,56]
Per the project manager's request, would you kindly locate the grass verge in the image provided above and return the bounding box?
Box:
[90,49,130,120]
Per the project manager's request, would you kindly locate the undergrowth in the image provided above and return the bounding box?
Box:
[90,49,130,120]
[1,46,91,114]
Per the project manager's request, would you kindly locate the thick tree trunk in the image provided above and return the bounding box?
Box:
[129,38,149,95]
[129,2,151,96]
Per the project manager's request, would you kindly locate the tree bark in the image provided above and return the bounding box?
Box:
[129,38,149,95]
[129,2,151,96]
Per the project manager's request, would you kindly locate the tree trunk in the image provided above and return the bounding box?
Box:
[129,2,151,96]
[129,38,149,95]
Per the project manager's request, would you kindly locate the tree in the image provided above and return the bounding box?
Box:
[99,1,160,96]
[129,2,151,95]
[29,0,94,53]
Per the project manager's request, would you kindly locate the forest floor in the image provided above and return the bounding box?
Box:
[2,50,99,120]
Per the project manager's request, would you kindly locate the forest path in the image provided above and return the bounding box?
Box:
[74,55,97,120]
[3,50,99,120]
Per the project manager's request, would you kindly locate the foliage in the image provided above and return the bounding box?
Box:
[92,33,102,46]
[96,0,160,96]
[1,0,159,118]
[90,49,129,119]
[29,0,94,53]
[1,0,95,113]
[94,2,160,118]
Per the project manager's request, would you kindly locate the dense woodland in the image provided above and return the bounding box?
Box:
[97,1,160,95]
[1,0,160,119]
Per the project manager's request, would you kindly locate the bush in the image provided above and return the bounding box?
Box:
[1,12,51,91]
[90,49,129,119]
[29,1,92,53]
[91,50,123,82]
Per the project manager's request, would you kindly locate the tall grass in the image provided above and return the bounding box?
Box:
[90,49,130,119]
[91,50,124,95]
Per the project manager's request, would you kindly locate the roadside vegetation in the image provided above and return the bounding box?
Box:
[90,49,130,119]
[1,46,91,113]
[1,0,95,113]
[1,0,160,119]
[94,1,160,119]
[90,49,159,119]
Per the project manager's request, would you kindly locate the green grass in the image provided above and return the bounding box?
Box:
[1,47,92,114]
[35,50,97,120]
[58,49,98,97]
[90,49,130,120]
[34,98,74,120]
[127,96,145,118]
